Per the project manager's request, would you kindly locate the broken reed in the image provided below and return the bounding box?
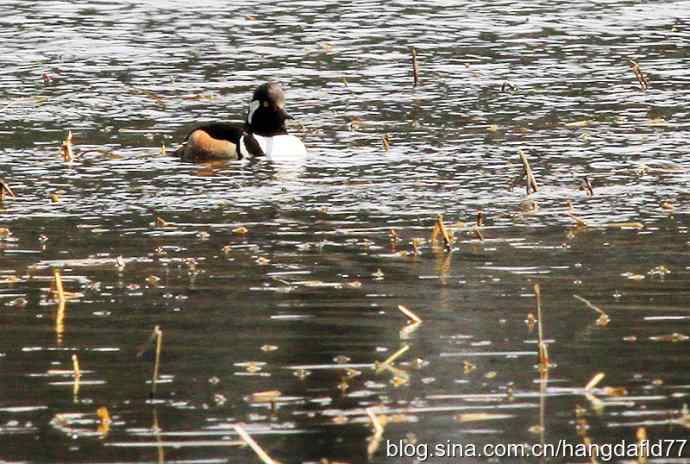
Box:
[580,176,593,197]
[474,211,485,240]
[233,424,277,464]
[379,344,410,369]
[584,372,605,391]
[534,284,549,367]
[500,81,517,92]
[53,268,66,302]
[397,305,422,324]
[411,47,420,87]
[432,214,453,250]
[0,179,16,200]
[518,150,538,195]
[72,354,81,378]
[629,59,649,91]
[366,408,385,458]
[72,354,81,397]
[62,130,74,162]
[152,325,163,395]
[573,294,610,326]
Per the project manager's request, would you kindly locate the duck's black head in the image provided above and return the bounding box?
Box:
[246,82,292,137]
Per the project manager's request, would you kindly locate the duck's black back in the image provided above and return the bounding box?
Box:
[184,122,246,145]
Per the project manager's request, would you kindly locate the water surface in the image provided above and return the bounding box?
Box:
[1,1,690,462]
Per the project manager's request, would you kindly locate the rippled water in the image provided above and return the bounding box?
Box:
[1,1,690,462]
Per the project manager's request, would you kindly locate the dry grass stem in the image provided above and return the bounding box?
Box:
[519,150,539,194]
[534,284,549,367]
[367,408,384,435]
[605,222,644,229]
[411,47,420,87]
[366,408,385,458]
[431,214,453,250]
[152,326,163,395]
[501,81,517,92]
[580,177,593,197]
[397,305,422,324]
[629,60,650,91]
[53,268,66,302]
[378,344,410,370]
[55,300,65,345]
[72,354,81,397]
[567,212,588,228]
[0,179,16,200]
[476,211,485,227]
[62,131,74,162]
[584,372,605,391]
[233,424,278,464]
[574,295,610,326]
[72,354,81,379]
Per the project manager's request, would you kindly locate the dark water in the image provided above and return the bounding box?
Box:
[1,1,690,462]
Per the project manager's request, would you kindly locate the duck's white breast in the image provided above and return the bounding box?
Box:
[243,134,307,162]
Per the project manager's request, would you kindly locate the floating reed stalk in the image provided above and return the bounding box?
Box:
[397,305,422,324]
[233,424,278,464]
[473,211,485,240]
[519,150,538,194]
[366,408,385,458]
[432,214,453,250]
[580,176,593,197]
[72,354,81,398]
[628,59,649,91]
[55,300,65,346]
[605,222,644,229]
[367,408,384,435]
[378,344,410,371]
[534,284,549,367]
[153,410,165,464]
[0,179,16,200]
[537,365,547,446]
[248,390,281,415]
[398,305,423,337]
[53,268,65,302]
[72,354,81,379]
[584,372,605,391]
[62,131,74,162]
[152,325,163,395]
[500,81,517,92]
[411,47,420,87]
[574,294,610,326]
[476,211,485,227]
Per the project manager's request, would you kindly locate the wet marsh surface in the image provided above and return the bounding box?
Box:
[1,1,690,462]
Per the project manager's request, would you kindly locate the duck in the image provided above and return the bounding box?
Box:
[174,82,307,162]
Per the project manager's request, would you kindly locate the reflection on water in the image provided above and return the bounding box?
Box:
[1,0,690,462]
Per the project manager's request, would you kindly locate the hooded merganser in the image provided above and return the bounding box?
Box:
[174,82,307,161]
